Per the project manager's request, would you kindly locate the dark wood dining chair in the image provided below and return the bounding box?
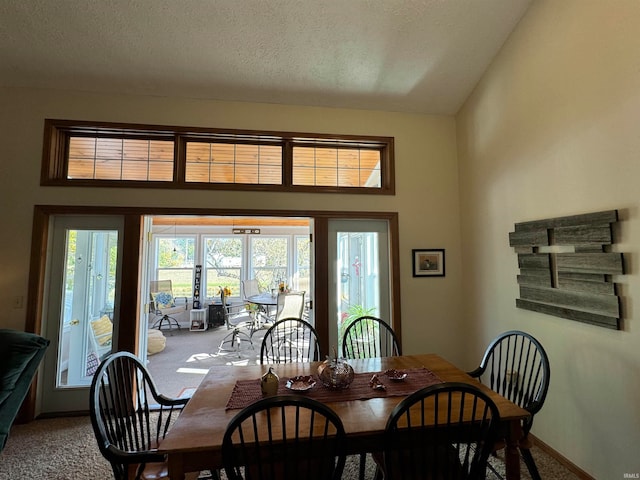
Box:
[222,395,347,480]
[376,382,501,480]
[342,315,401,359]
[467,330,550,480]
[89,351,190,480]
[260,317,322,364]
[341,315,401,479]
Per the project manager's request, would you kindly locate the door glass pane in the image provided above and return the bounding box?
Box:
[337,231,381,352]
[294,235,311,292]
[58,229,118,387]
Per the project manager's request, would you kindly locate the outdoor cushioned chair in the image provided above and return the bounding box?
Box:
[0,329,50,453]
[149,280,186,331]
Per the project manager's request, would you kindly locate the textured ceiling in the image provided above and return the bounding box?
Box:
[0,0,532,115]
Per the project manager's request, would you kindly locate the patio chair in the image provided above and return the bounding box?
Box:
[274,291,306,322]
[218,290,255,357]
[149,280,186,331]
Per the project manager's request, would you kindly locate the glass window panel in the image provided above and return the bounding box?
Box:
[337,150,360,169]
[94,160,123,180]
[156,237,195,297]
[337,168,360,187]
[148,161,174,181]
[185,163,210,182]
[212,143,235,164]
[234,164,260,183]
[68,158,95,179]
[204,237,243,298]
[292,166,315,186]
[315,167,338,186]
[236,144,260,166]
[292,147,316,168]
[260,145,283,165]
[259,164,282,184]
[315,148,338,168]
[95,138,123,160]
[122,160,149,181]
[122,139,150,160]
[251,237,288,290]
[210,163,235,183]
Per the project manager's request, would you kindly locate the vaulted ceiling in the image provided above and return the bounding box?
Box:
[0,0,532,115]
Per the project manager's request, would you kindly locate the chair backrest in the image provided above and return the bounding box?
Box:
[341,316,401,359]
[382,382,501,480]
[260,318,322,364]
[242,279,261,299]
[222,395,346,480]
[468,330,550,434]
[275,291,306,322]
[89,351,187,480]
[150,280,177,311]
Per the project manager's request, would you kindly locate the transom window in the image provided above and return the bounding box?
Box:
[43,120,394,195]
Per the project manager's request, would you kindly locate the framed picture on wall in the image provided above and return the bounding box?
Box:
[412,249,445,277]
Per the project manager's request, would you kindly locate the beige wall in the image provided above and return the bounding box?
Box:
[0,87,466,361]
[457,0,640,477]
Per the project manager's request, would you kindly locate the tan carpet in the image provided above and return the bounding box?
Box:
[2,415,579,479]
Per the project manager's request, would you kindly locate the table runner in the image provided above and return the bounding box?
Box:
[226,367,443,410]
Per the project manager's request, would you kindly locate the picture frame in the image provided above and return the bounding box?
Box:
[412,249,445,277]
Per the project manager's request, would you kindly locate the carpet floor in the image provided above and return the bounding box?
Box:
[1,415,579,480]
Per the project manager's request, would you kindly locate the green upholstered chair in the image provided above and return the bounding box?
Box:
[0,329,50,453]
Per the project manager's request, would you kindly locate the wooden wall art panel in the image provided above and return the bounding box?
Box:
[509,210,624,329]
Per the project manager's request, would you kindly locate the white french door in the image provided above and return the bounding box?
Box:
[327,219,391,355]
[40,215,124,414]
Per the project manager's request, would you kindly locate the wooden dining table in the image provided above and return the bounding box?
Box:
[158,354,530,480]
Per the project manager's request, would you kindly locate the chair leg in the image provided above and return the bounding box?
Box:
[152,314,181,331]
[359,452,366,480]
[218,327,254,357]
[521,447,542,480]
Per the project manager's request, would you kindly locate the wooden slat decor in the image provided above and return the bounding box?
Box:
[554,225,612,245]
[518,254,550,269]
[508,229,549,246]
[556,253,623,274]
[517,274,552,287]
[556,277,615,295]
[509,210,623,329]
[519,286,619,318]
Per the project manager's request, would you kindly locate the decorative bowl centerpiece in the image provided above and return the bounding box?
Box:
[285,375,316,392]
[384,368,408,381]
[317,350,354,390]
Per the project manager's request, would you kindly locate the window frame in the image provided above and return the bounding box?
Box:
[42,119,395,195]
